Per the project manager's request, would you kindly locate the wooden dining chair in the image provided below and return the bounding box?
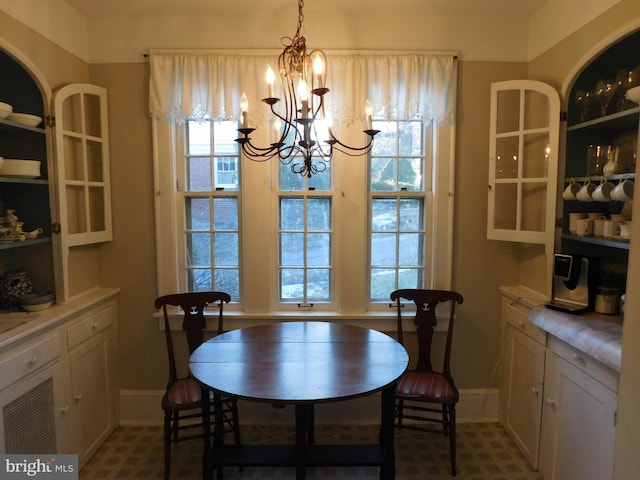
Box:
[155,292,240,480]
[390,288,464,476]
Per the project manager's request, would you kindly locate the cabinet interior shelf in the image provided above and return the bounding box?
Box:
[0,237,51,250]
[0,118,45,134]
[561,233,630,250]
[0,176,48,185]
[563,173,635,184]
[567,106,640,132]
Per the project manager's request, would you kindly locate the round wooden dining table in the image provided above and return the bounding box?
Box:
[189,320,409,480]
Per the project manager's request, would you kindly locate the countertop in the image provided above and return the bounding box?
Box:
[529,304,622,372]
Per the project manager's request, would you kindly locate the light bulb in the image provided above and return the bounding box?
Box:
[266,65,275,98]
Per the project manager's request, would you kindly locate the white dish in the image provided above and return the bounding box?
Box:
[7,112,42,128]
[0,102,12,119]
[626,86,640,104]
[0,159,41,178]
[21,302,53,312]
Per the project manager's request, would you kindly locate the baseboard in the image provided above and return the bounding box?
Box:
[119,388,498,426]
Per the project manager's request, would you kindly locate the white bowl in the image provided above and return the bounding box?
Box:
[0,102,12,119]
[21,302,53,312]
[7,112,42,128]
[0,159,41,178]
[625,86,640,104]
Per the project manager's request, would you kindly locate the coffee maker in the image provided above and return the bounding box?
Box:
[545,253,595,313]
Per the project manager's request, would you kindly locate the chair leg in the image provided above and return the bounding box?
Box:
[231,400,241,446]
[396,398,404,427]
[164,411,172,480]
[448,404,457,476]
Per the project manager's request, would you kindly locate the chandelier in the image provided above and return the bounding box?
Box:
[236,0,379,178]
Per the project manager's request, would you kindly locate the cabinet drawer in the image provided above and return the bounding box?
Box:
[0,333,62,391]
[67,304,113,349]
[502,300,547,346]
[549,337,619,393]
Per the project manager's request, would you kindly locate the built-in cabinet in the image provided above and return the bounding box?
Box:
[0,292,119,469]
[500,295,546,470]
[0,48,113,305]
[0,37,117,468]
[539,337,617,480]
[500,289,619,478]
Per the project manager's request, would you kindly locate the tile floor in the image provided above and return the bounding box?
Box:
[79,423,542,479]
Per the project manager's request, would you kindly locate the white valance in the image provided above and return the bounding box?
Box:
[149,52,457,124]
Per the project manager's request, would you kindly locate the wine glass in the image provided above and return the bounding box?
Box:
[595,79,616,116]
[574,89,592,122]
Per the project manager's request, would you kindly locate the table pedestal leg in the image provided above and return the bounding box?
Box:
[295,404,313,480]
[379,386,396,480]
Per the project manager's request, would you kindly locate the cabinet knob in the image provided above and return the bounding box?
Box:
[573,353,584,365]
[92,323,99,330]
[28,356,38,366]
[61,406,69,414]
[531,387,539,396]
[74,393,83,402]
[547,397,556,406]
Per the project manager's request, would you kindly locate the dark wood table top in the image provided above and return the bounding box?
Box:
[189,321,409,404]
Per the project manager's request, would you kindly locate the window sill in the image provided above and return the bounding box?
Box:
[156,310,450,333]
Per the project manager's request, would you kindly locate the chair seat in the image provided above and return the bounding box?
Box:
[164,378,202,407]
[396,371,459,403]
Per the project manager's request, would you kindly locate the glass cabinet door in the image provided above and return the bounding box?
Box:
[53,84,112,246]
[488,80,560,243]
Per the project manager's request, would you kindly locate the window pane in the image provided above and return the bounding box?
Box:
[281,269,304,300]
[214,269,240,300]
[398,157,422,191]
[399,268,421,289]
[213,198,238,230]
[371,233,396,265]
[214,156,239,188]
[399,233,421,265]
[186,198,210,229]
[189,269,212,292]
[307,233,330,266]
[214,233,238,266]
[371,121,397,156]
[370,158,396,191]
[188,157,212,191]
[400,198,422,229]
[213,121,239,155]
[308,269,330,300]
[370,268,396,301]
[372,199,397,230]
[187,120,211,155]
[308,164,331,190]
[188,233,211,266]
[307,198,330,230]
[281,198,304,230]
[281,233,304,265]
[398,121,422,156]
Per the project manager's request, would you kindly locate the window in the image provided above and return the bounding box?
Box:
[150,52,456,316]
[278,161,333,306]
[181,120,241,300]
[369,120,427,302]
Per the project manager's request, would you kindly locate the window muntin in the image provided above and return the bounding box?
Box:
[369,120,426,302]
[183,120,241,299]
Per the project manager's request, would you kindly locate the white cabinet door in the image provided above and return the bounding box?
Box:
[503,323,545,470]
[539,351,617,480]
[52,83,113,247]
[69,328,116,468]
[488,80,560,244]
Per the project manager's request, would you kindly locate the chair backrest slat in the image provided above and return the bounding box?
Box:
[155,291,231,386]
[391,289,463,376]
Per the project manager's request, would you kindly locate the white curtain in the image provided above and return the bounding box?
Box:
[149,51,456,124]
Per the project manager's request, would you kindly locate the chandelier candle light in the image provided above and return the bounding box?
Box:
[236,0,379,178]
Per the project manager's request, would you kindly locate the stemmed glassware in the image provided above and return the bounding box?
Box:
[595,79,616,116]
[574,89,592,122]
